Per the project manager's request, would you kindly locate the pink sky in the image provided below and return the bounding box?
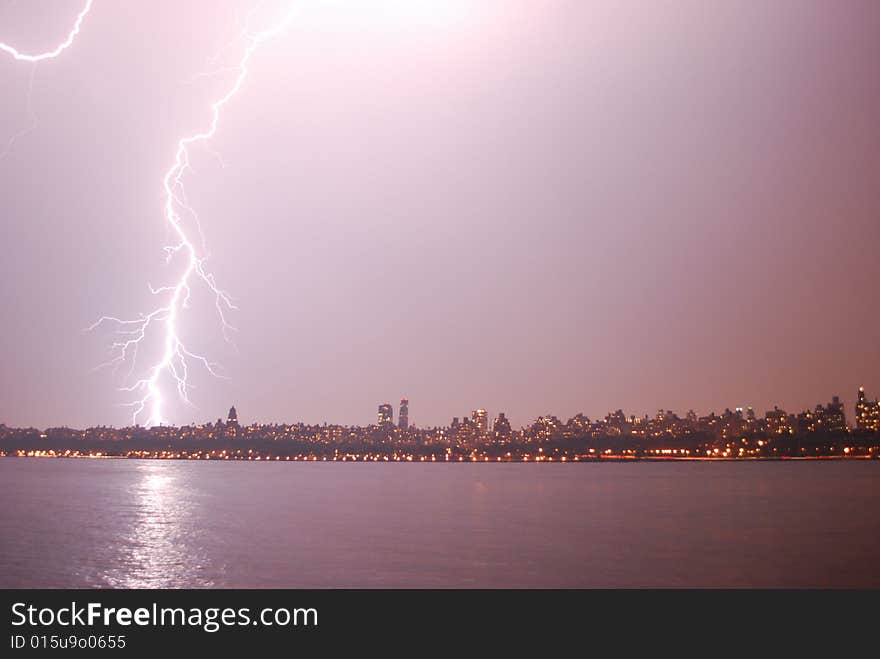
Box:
[1,0,878,428]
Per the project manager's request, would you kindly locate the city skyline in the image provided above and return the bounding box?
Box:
[3,384,878,434]
[3,384,877,463]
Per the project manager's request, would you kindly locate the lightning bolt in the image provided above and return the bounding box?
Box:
[0,0,94,62]
[89,4,299,427]
[0,0,94,158]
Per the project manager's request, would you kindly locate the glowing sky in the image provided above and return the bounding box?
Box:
[1,0,878,428]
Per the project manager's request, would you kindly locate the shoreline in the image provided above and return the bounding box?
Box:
[1,454,876,463]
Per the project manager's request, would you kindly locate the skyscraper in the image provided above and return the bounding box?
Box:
[378,403,393,427]
[472,409,488,433]
[827,396,847,432]
[796,396,847,434]
[493,412,511,440]
[398,398,409,430]
[227,405,239,428]
[856,387,880,431]
[765,406,793,435]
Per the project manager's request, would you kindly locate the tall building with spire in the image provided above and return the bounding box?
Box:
[398,398,409,430]
[226,405,239,428]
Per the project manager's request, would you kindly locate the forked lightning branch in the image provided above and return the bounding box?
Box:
[1,1,297,427]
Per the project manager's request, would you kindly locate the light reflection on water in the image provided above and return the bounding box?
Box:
[1,459,878,588]
[100,463,219,588]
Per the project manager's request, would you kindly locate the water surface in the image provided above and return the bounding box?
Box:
[1,459,877,587]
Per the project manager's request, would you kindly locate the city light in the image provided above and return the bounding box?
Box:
[2,388,877,462]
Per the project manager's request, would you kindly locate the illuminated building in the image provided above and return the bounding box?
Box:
[797,396,847,434]
[472,409,488,433]
[765,406,793,435]
[827,396,847,431]
[378,403,393,427]
[856,387,880,431]
[530,415,561,441]
[2,386,876,462]
[399,398,409,430]
[493,412,511,440]
[602,409,633,436]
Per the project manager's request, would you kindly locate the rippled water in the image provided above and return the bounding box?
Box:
[1,459,877,588]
